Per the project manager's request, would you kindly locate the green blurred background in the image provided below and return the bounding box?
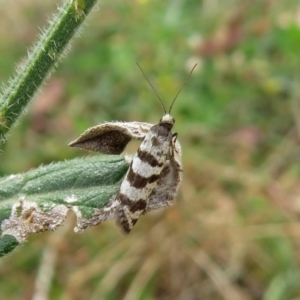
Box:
[1,0,300,299]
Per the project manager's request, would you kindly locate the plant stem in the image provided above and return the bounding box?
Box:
[0,0,98,149]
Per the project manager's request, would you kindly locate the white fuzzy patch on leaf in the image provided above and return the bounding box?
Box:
[1,199,68,243]
[64,194,78,203]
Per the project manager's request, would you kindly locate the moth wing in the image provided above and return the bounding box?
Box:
[69,122,152,154]
[145,139,182,212]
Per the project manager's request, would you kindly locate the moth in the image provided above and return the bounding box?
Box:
[69,63,197,233]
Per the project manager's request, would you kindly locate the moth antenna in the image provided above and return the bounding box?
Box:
[136,62,166,114]
[168,63,198,114]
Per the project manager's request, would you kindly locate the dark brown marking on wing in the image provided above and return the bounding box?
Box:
[156,151,164,157]
[116,194,147,233]
[117,211,131,234]
[118,193,131,205]
[127,168,160,188]
[131,218,139,227]
[137,149,163,167]
[115,194,131,233]
[118,194,147,213]
[151,136,160,147]
[129,199,147,213]
[148,173,160,183]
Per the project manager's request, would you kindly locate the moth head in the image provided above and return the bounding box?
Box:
[160,113,175,125]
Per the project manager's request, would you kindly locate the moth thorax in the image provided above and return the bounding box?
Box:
[160,113,175,125]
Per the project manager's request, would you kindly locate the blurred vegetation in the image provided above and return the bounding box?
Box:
[1,0,300,299]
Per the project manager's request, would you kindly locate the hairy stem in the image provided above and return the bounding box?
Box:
[0,0,98,149]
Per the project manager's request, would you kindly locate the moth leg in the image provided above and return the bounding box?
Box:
[172,132,178,143]
[169,132,179,157]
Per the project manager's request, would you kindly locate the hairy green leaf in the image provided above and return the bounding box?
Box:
[0,155,128,256]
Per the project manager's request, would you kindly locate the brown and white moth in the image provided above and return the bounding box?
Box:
[69,64,197,233]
